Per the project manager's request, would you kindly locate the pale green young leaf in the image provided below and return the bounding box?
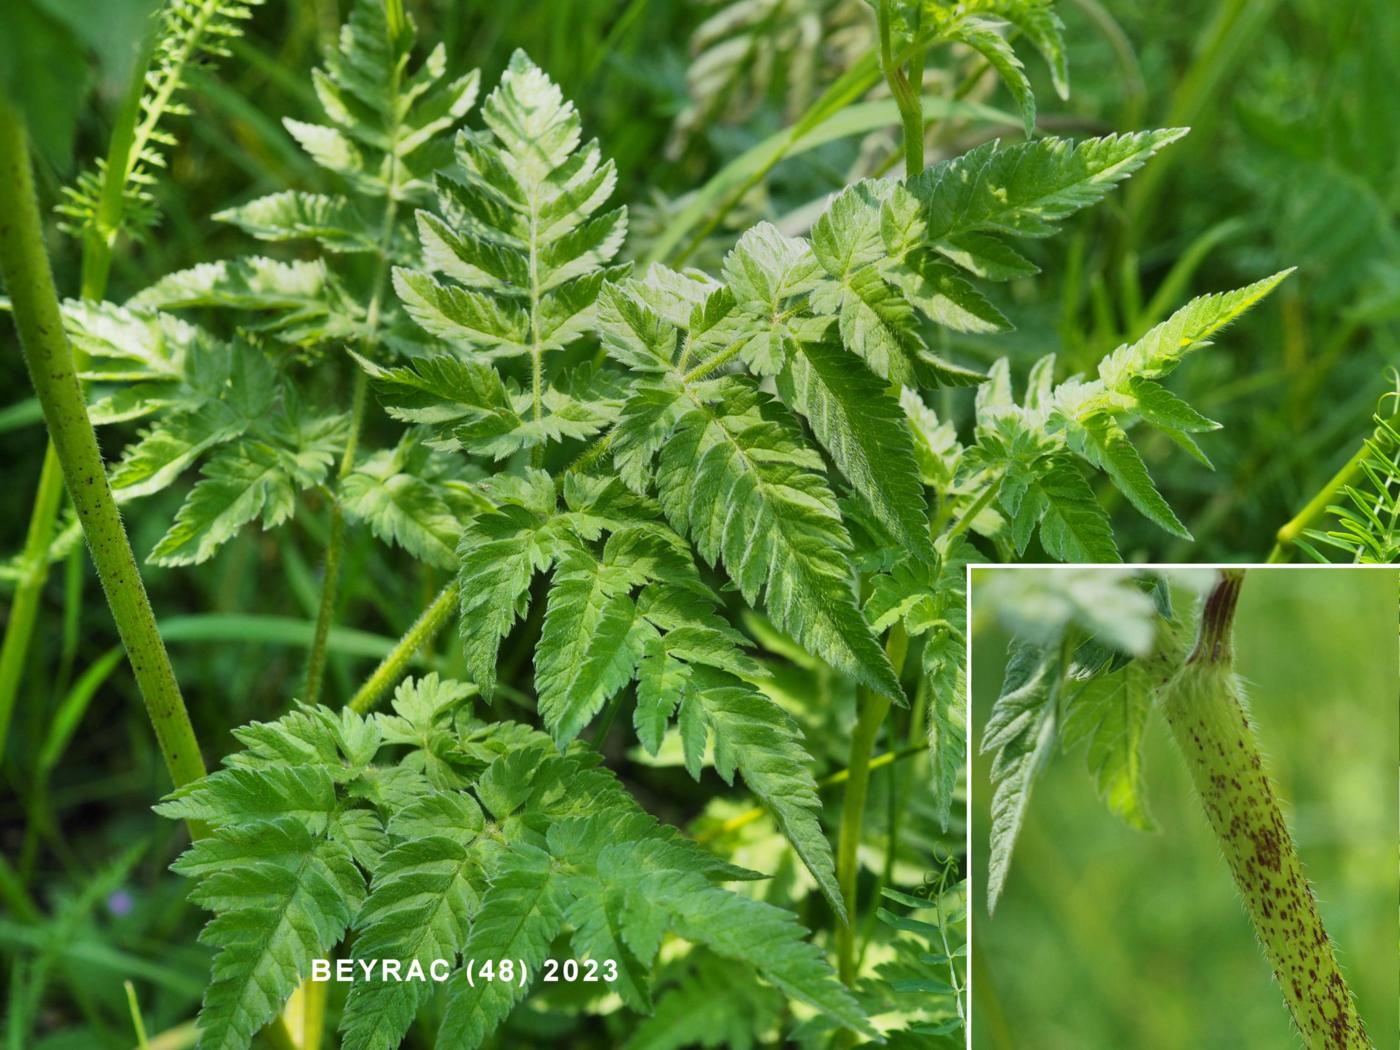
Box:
[1061,664,1156,831]
[397,51,625,364]
[913,129,1188,244]
[996,0,1070,99]
[214,191,375,253]
[1097,270,1293,391]
[131,257,363,345]
[57,0,267,241]
[290,0,480,193]
[981,640,1059,911]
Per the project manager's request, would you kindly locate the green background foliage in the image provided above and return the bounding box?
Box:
[971,568,1399,1049]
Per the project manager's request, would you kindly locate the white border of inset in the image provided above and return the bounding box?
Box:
[960,561,1398,1050]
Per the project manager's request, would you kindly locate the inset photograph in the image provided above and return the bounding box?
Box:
[969,567,1398,1049]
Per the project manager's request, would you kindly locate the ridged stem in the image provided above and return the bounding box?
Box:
[0,27,160,763]
[0,100,208,826]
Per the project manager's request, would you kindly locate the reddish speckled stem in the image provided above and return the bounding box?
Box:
[0,101,209,826]
[1163,572,1370,1049]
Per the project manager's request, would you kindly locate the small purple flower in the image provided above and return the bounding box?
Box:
[107,889,134,917]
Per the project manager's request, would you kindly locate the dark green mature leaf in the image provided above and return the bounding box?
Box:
[457,496,556,696]
[1065,411,1190,540]
[1031,456,1120,562]
[173,819,364,1050]
[656,379,903,702]
[778,338,934,562]
[438,843,568,1049]
[689,675,846,921]
[535,546,650,746]
[215,192,374,253]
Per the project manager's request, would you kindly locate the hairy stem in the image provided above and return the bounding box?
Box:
[0,100,208,825]
[942,472,1003,547]
[347,580,459,714]
[1161,571,1370,1049]
[302,368,367,705]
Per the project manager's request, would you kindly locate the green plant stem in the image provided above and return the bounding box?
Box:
[0,100,208,825]
[876,0,924,178]
[303,136,399,704]
[836,690,890,983]
[124,981,151,1050]
[302,393,362,708]
[1162,571,1371,1049]
[942,473,1002,547]
[0,852,40,923]
[0,445,64,758]
[1267,441,1370,562]
[0,27,162,764]
[126,1021,198,1050]
[661,24,947,266]
[835,626,907,989]
[347,580,460,714]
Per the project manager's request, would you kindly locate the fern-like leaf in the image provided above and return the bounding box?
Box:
[173,819,364,1050]
[58,0,267,241]
[394,50,625,370]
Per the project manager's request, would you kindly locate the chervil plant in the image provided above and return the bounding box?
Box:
[1,0,1308,1046]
